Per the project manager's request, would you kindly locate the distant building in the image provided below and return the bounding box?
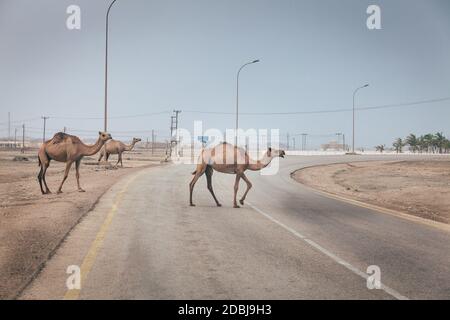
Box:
[0,140,23,148]
[321,140,346,151]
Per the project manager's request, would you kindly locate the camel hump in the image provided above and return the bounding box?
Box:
[50,132,81,145]
[51,132,67,144]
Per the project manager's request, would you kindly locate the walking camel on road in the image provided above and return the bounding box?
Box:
[98,137,141,167]
[38,131,112,195]
[189,142,285,208]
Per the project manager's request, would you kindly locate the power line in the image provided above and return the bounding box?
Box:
[183,96,450,115]
[50,110,170,120]
[0,117,41,126]
[2,96,449,127]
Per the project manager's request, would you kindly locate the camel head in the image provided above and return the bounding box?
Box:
[132,137,142,144]
[267,147,285,158]
[98,131,112,142]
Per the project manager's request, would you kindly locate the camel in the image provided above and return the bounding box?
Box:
[98,137,141,167]
[189,142,285,208]
[37,131,112,195]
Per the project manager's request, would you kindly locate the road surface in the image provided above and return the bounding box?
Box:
[20,155,450,299]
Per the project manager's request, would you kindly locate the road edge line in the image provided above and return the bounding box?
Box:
[290,168,450,233]
[63,173,139,300]
[247,201,409,300]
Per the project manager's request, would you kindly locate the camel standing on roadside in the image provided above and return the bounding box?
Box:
[189,143,285,208]
[38,131,112,195]
[98,137,141,167]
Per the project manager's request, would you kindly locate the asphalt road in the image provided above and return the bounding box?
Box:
[20,155,450,299]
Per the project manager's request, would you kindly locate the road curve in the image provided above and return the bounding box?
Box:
[20,155,450,299]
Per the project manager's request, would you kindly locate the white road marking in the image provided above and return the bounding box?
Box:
[247,202,409,300]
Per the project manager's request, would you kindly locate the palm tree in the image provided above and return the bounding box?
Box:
[392,138,404,153]
[405,134,418,153]
[417,134,433,153]
[444,138,450,154]
[434,132,446,154]
[375,144,385,153]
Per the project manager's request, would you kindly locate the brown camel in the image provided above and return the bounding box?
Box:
[189,143,285,208]
[98,137,141,167]
[38,131,112,195]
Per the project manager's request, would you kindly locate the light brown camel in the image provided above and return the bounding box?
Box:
[38,131,112,195]
[189,142,285,208]
[98,137,141,167]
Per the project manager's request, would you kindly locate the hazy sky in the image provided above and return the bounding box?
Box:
[0,0,449,148]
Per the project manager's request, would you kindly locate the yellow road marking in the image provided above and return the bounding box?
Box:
[63,175,138,300]
[301,183,450,233]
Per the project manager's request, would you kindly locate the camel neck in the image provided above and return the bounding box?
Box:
[248,153,274,171]
[83,137,104,156]
[125,141,137,151]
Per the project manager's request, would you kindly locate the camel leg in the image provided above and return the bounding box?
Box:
[114,153,121,168]
[38,151,51,194]
[205,166,221,207]
[75,159,85,192]
[189,164,206,206]
[42,161,51,194]
[233,173,242,208]
[38,165,45,195]
[239,173,252,205]
[119,152,123,167]
[57,161,73,194]
[105,152,110,162]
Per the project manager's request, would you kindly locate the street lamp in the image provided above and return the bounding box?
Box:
[104,0,118,132]
[235,59,260,146]
[352,84,369,153]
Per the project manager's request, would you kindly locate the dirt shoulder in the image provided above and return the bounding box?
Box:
[292,160,450,225]
[0,148,166,299]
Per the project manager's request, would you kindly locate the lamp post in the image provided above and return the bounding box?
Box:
[352,84,369,153]
[235,59,259,146]
[104,0,118,132]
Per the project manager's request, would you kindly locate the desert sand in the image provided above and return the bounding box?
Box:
[293,160,450,224]
[0,147,166,299]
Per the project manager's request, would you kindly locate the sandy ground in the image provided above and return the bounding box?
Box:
[0,148,166,299]
[293,160,450,224]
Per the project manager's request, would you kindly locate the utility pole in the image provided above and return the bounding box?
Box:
[169,110,181,157]
[343,134,346,152]
[8,112,11,142]
[301,133,307,151]
[41,116,49,143]
[152,129,155,155]
[170,110,181,155]
[286,132,290,150]
[14,128,17,148]
[336,133,343,151]
[63,126,67,133]
[104,0,119,132]
[22,124,25,154]
[352,84,369,153]
[292,137,295,151]
[235,59,260,146]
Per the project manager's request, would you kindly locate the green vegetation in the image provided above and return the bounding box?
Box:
[375,144,385,153]
[391,132,450,154]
